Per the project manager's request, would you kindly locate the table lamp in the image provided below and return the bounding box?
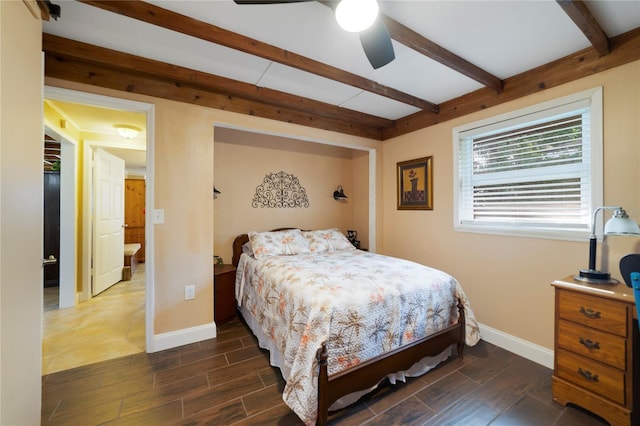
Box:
[577,206,640,283]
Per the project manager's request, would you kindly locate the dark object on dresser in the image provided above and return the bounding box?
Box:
[620,254,640,288]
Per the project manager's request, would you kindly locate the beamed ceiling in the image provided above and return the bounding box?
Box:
[40,0,640,141]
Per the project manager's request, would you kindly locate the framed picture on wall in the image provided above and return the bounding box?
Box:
[397,156,433,210]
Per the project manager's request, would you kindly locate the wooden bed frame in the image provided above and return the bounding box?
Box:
[231,230,466,426]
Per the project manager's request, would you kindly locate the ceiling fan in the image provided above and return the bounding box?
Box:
[232,0,395,69]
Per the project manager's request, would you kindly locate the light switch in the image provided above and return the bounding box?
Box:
[153,209,165,224]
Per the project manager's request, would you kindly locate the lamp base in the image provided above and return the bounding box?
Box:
[580,269,610,281]
[576,269,618,284]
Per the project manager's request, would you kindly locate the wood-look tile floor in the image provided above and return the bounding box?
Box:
[42,265,146,375]
[42,314,608,426]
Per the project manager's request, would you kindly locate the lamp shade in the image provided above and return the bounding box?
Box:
[604,209,640,235]
[335,0,378,33]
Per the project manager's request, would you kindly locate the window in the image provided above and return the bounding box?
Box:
[453,88,602,240]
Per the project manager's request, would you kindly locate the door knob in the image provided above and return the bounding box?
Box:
[42,255,57,266]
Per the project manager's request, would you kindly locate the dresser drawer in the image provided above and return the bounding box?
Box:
[557,319,626,369]
[556,348,626,405]
[557,290,627,337]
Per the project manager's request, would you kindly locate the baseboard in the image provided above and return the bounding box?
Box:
[147,321,552,366]
[150,322,217,352]
[478,322,554,369]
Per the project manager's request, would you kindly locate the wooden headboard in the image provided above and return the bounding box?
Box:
[231,233,250,268]
[231,227,305,268]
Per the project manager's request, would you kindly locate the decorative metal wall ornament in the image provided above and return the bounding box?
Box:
[252,171,310,208]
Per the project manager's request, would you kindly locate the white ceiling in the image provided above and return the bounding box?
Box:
[42,1,640,122]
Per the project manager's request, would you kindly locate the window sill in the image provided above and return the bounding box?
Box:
[454,223,588,242]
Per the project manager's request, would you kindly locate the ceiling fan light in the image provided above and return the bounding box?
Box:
[335,0,379,33]
[114,124,141,139]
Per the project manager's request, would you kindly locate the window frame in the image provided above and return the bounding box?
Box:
[452,87,603,241]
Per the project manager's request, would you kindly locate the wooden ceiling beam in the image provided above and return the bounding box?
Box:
[44,27,640,141]
[557,0,610,56]
[382,16,503,93]
[79,0,439,113]
[44,54,387,140]
[42,4,640,141]
[384,27,640,139]
[42,34,392,132]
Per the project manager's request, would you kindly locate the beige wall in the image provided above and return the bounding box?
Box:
[0,1,43,423]
[45,77,381,336]
[213,127,370,263]
[351,150,371,250]
[381,60,640,350]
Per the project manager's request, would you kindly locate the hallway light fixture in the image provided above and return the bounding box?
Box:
[114,124,141,139]
[577,206,640,283]
[335,0,379,33]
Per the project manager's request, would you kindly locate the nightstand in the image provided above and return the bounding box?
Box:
[551,276,639,426]
[214,264,236,323]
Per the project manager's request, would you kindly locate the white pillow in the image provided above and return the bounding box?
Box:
[248,229,311,259]
[302,228,356,252]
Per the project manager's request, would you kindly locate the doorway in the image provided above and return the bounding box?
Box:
[42,86,155,373]
[42,130,77,309]
[43,144,60,288]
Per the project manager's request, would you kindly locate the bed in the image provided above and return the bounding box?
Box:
[232,228,480,425]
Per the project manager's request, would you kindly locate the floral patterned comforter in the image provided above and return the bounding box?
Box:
[235,249,480,425]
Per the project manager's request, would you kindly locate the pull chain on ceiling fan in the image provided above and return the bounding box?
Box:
[232,0,395,69]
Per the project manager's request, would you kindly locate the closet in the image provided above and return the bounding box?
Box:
[43,171,60,287]
[43,137,61,287]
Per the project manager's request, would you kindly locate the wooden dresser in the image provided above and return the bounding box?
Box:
[551,276,639,426]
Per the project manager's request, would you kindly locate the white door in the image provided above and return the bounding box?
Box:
[93,148,125,295]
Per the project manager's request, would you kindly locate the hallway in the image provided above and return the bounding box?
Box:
[42,265,146,375]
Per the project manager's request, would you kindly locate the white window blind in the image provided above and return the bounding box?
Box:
[454,88,602,240]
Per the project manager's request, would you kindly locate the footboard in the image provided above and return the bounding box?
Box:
[315,298,466,426]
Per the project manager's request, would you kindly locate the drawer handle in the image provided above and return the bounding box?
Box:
[579,306,601,319]
[578,368,599,382]
[578,337,600,350]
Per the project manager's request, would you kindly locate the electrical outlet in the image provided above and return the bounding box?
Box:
[185,284,195,300]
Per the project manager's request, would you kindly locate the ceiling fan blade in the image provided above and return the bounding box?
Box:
[233,0,313,4]
[359,17,395,69]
